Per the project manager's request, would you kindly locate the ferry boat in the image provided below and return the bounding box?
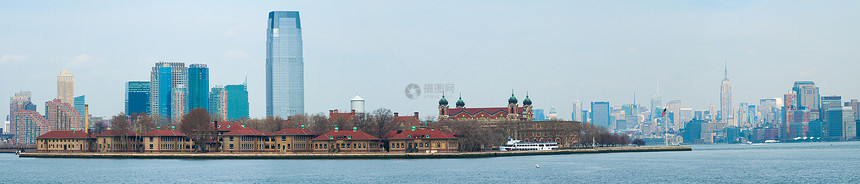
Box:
[499,139,558,151]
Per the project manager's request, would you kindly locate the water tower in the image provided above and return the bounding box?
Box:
[351,95,365,113]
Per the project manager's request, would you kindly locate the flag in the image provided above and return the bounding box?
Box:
[661,107,668,117]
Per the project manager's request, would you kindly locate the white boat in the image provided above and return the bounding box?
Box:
[499,139,558,151]
[764,140,780,143]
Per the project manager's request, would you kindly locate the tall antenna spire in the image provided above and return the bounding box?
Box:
[633,87,636,105]
[724,60,728,80]
[656,80,661,96]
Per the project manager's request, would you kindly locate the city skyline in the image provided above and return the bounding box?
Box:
[3,1,860,120]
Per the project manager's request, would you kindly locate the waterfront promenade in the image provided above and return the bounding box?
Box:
[19,146,690,159]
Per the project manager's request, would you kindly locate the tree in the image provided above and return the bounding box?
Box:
[179,108,214,153]
[92,120,108,134]
[632,138,646,147]
[131,112,157,133]
[110,112,133,152]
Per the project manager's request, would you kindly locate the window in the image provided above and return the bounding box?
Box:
[230,144,234,149]
[230,137,234,141]
[149,137,153,142]
[287,144,291,149]
[315,144,318,149]
[149,144,153,149]
[282,136,286,141]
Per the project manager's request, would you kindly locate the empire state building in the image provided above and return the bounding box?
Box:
[720,64,733,126]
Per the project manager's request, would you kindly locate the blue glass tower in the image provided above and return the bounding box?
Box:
[188,64,209,112]
[158,67,172,120]
[126,81,151,115]
[74,95,85,117]
[266,11,304,118]
[226,83,249,121]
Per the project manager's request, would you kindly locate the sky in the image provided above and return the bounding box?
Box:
[2,0,860,120]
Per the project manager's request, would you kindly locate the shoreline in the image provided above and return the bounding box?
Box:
[18,146,691,159]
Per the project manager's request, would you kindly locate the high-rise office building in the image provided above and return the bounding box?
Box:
[150,62,187,123]
[225,83,249,121]
[826,106,856,140]
[793,81,820,111]
[57,69,74,106]
[533,109,546,121]
[210,86,228,120]
[759,98,778,125]
[74,95,85,126]
[720,64,733,126]
[126,81,151,115]
[45,99,81,131]
[846,99,860,121]
[266,11,304,118]
[171,85,187,123]
[581,110,589,123]
[667,100,682,129]
[821,96,842,122]
[187,64,209,112]
[591,102,610,128]
[572,101,582,122]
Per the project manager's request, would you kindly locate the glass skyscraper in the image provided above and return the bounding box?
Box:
[591,102,611,128]
[188,64,209,112]
[266,11,304,118]
[150,62,187,123]
[74,95,85,119]
[126,81,150,115]
[226,83,249,121]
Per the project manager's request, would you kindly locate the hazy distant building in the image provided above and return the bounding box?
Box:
[737,102,749,127]
[150,62,187,123]
[533,109,546,121]
[846,99,860,121]
[759,98,778,125]
[793,81,820,111]
[548,106,559,121]
[826,106,856,140]
[591,102,610,128]
[667,100,682,129]
[187,64,209,112]
[720,64,733,126]
[126,81,150,115]
[820,96,842,122]
[581,110,589,123]
[57,69,74,106]
[572,101,582,122]
[266,11,305,118]
[9,91,37,138]
[45,99,81,131]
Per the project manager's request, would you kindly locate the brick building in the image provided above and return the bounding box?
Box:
[383,128,458,153]
[311,127,382,153]
[36,130,94,153]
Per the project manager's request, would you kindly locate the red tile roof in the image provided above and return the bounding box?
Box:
[37,130,93,139]
[311,128,381,141]
[212,121,245,131]
[392,115,421,127]
[384,129,457,140]
[142,129,186,136]
[94,130,139,137]
[329,110,356,122]
[221,127,266,136]
[268,128,319,136]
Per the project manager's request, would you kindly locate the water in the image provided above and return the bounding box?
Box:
[1,142,858,183]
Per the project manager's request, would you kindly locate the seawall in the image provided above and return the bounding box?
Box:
[19,146,691,159]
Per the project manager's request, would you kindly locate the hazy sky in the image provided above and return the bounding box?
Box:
[2,1,860,120]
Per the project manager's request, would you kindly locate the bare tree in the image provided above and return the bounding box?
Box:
[179,108,214,152]
[110,113,133,152]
